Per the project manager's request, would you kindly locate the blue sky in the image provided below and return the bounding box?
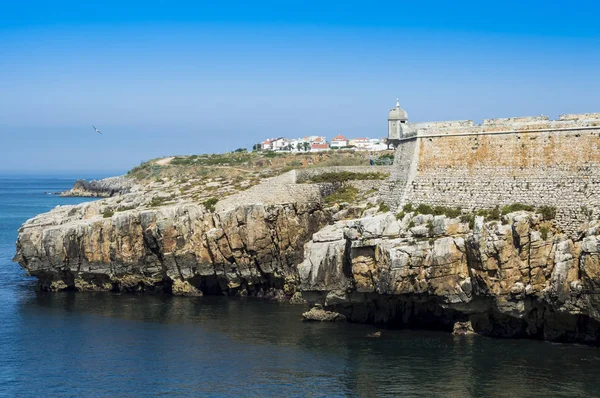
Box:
[1,0,599,173]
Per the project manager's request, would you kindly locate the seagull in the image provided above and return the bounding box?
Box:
[92,125,102,134]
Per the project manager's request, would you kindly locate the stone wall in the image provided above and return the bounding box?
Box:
[378,138,418,210]
[294,166,391,183]
[381,115,600,235]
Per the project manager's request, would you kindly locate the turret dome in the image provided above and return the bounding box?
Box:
[388,99,408,121]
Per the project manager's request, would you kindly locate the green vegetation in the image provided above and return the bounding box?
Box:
[149,197,167,207]
[170,153,254,166]
[426,220,435,235]
[540,225,550,240]
[378,202,390,213]
[501,203,535,214]
[203,197,218,212]
[102,209,114,218]
[264,151,281,158]
[474,206,501,221]
[307,171,388,184]
[412,204,462,218]
[398,202,557,229]
[126,150,391,183]
[324,186,359,205]
[581,206,594,221]
[374,153,394,165]
[460,214,476,230]
[538,205,557,220]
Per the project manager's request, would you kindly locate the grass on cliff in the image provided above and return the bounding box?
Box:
[396,203,462,220]
[397,202,558,227]
[126,150,393,183]
[306,171,388,184]
[203,197,218,212]
[324,186,359,205]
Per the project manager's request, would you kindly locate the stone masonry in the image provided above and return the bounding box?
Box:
[380,112,600,235]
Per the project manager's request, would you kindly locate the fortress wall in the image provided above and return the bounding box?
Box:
[560,113,600,121]
[404,115,600,137]
[400,128,600,234]
[378,138,419,210]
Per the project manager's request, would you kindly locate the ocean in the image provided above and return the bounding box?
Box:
[1,175,600,397]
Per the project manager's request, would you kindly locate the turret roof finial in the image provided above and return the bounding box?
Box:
[396,98,400,108]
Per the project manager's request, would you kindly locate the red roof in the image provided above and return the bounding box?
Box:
[311,142,329,149]
[313,137,324,142]
[332,135,347,141]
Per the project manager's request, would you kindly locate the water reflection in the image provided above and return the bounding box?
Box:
[8,292,600,397]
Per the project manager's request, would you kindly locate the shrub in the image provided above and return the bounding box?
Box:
[538,206,557,220]
[203,197,218,212]
[307,171,388,184]
[412,204,462,218]
[378,202,390,213]
[149,197,167,207]
[540,225,550,240]
[488,206,501,220]
[460,214,475,229]
[415,203,434,215]
[408,220,416,229]
[426,220,435,235]
[325,186,359,205]
[501,203,534,214]
[102,209,114,218]
[433,206,462,218]
[396,211,405,220]
[402,203,414,212]
[474,206,500,221]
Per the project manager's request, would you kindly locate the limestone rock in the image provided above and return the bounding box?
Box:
[453,321,475,335]
[302,306,346,322]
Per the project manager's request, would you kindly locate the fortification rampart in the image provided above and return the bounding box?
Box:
[381,113,600,235]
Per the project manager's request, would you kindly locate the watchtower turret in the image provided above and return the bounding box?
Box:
[388,98,408,147]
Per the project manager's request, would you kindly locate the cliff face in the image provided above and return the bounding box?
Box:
[15,189,329,299]
[13,166,600,344]
[298,211,600,344]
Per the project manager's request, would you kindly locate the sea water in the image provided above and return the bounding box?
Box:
[1,175,600,397]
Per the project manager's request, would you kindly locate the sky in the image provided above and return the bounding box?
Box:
[1,0,599,173]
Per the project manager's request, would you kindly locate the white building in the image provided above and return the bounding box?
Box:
[331,134,348,148]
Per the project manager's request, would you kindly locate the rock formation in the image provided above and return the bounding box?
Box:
[60,176,137,197]
[12,165,600,344]
[298,210,600,344]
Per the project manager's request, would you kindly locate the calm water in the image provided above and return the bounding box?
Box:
[1,176,600,397]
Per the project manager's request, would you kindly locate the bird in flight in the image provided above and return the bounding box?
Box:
[92,125,102,134]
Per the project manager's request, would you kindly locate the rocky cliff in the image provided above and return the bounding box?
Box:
[60,176,137,197]
[14,170,339,299]
[298,211,600,344]
[13,165,600,344]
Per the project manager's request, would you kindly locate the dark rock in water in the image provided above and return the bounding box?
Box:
[452,321,475,335]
